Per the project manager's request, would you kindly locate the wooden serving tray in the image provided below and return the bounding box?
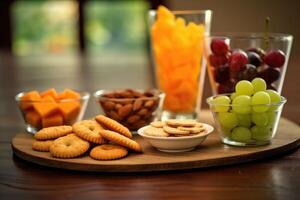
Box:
[12,111,300,172]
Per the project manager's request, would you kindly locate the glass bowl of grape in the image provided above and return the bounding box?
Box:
[206,32,293,95]
[207,78,286,146]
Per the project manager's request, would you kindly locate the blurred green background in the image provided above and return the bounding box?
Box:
[12,0,149,56]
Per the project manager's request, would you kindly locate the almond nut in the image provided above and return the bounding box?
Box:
[107,111,122,121]
[149,99,159,111]
[126,115,140,124]
[103,93,115,98]
[143,91,154,97]
[119,99,133,105]
[119,91,133,98]
[103,101,115,110]
[131,119,146,129]
[133,98,143,111]
[145,100,154,108]
[137,108,148,116]
[114,103,122,110]
[118,104,133,118]
[132,91,144,98]
[143,111,152,120]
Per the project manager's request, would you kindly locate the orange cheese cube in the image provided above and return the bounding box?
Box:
[33,96,59,117]
[25,110,41,128]
[57,89,81,100]
[58,101,80,124]
[42,113,63,128]
[20,91,41,111]
[40,88,58,99]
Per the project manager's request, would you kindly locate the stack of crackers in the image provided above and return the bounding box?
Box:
[32,115,142,161]
[144,119,206,137]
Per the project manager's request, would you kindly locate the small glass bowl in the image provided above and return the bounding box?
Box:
[94,89,165,131]
[15,91,90,134]
[207,94,287,146]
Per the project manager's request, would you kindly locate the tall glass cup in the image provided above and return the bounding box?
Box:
[149,8,212,120]
[205,33,293,95]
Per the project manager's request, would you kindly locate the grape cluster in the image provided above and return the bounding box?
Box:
[209,39,286,94]
[209,78,282,144]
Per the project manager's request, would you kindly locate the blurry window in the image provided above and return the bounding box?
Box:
[84,0,149,56]
[12,0,78,56]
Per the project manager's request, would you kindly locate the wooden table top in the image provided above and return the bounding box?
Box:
[0,53,299,200]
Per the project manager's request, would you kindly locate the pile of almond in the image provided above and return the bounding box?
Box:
[98,89,160,130]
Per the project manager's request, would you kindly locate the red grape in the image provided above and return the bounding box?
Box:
[238,64,258,81]
[229,70,239,80]
[217,81,235,94]
[229,50,248,72]
[264,50,286,68]
[209,54,228,67]
[247,47,266,58]
[211,39,229,56]
[247,51,262,67]
[214,65,229,84]
[258,67,280,84]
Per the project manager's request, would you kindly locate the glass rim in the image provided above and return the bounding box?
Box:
[207,32,293,41]
[206,93,287,107]
[149,9,212,16]
[15,91,90,103]
[93,89,165,101]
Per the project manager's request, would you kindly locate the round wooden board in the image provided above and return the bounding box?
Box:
[12,111,300,172]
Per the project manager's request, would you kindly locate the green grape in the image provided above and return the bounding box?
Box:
[267,90,281,103]
[251,91,271,113]
[217,112,238,129]
[231,127,252,142]
[212,96,231,112]
[251,125,272,141]
[266,89,281,111]
[237,114,251,128]
[235,80,254,96]
[251,78,267,93]
[267,111,277,126]
[232,95,251,114]
[221,127,232,137]
[230,92,238,101]
[252,112,268,126]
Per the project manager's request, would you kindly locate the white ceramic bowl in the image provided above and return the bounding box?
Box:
[137,123,214,153]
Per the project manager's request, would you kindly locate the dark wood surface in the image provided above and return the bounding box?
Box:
[0,53,299,200]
